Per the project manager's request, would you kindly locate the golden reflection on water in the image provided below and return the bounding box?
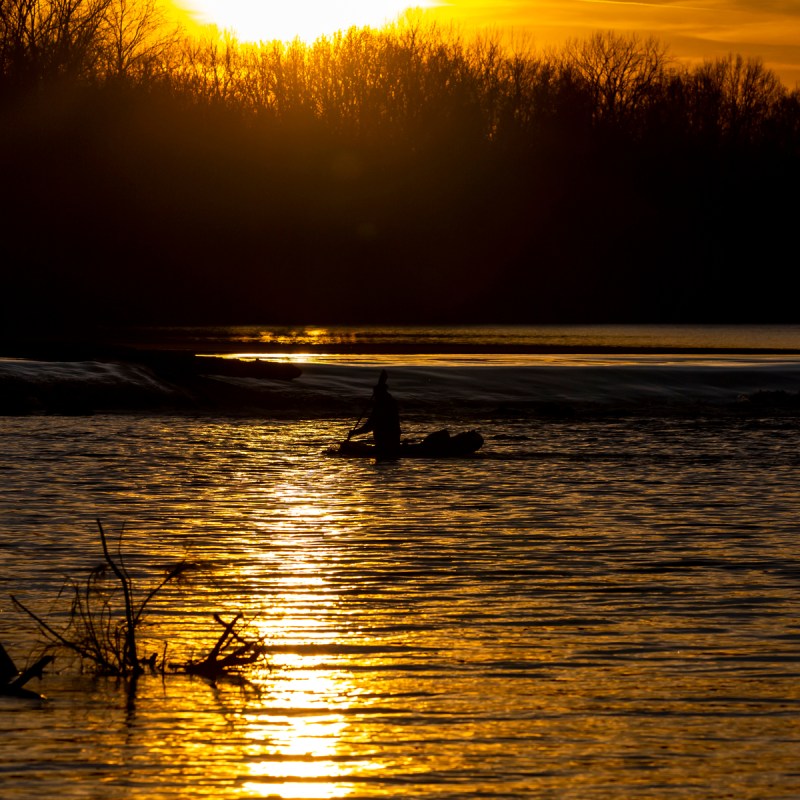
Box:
[232,493,378,800]
[240,667,354,799]
[274,483,337,523]
[239,647,372,798]
[3,412,800,800]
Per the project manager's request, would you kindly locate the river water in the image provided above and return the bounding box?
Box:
[1,326,799,799]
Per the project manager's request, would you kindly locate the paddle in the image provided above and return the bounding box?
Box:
[343,370,384,443]
[345,402,369,441]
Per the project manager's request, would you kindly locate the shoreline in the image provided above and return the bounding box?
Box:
[4,340,800,361]
[3,351,800,418]
[4,324,800,417]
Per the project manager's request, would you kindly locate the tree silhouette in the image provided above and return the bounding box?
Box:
[0,0,111,92]
[1,15,798,326]
[563,31,669,131]
[100,0,179,82]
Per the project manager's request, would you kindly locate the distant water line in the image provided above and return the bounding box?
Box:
[98,323,800,355]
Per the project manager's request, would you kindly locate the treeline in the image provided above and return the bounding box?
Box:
[2,0,799,327]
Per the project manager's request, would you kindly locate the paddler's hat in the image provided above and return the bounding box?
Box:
[374,369,389,393]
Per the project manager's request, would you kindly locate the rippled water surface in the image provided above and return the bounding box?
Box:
[2,407,800,799]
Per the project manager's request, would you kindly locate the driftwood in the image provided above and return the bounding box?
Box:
[185,614,267,683]
[9,520,269,697]
[12,519,194,677]
[0,641,54,700]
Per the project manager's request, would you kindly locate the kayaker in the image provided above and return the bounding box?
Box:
[349,370,401,458]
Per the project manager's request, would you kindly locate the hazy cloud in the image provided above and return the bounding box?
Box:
[427,0,800,84]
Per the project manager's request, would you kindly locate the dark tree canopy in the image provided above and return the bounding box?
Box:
[2,3,798,329]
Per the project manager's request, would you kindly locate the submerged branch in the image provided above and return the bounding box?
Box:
[0,641,54,700]
[97,519,140,674]
[10,519,267,693]
[185,614,268,682]
[133,559,195,627]
[11,594,100,664]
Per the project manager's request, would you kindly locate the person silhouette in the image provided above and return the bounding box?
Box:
[349,369,401,459]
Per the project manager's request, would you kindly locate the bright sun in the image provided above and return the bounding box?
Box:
[181,1,437,43]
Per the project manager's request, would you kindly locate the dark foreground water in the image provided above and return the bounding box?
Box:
[1,327,800,799]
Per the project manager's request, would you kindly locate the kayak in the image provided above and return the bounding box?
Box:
[327,429,483,459]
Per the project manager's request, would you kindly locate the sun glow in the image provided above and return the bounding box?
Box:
[180,1,438,43]
[242,667,356,799]
[236,546,379,798]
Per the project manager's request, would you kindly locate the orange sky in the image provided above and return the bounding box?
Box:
[425,0,800,86]
[172,1,800,87]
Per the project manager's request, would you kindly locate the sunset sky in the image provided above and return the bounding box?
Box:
[177,1,800,86]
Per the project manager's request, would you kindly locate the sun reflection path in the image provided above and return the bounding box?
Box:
[239,637,382,799]
[231,481,382,799]
[241,663,362,799]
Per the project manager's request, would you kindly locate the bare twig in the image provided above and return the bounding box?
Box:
[10,519,263,689]
[97,519,140,674]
